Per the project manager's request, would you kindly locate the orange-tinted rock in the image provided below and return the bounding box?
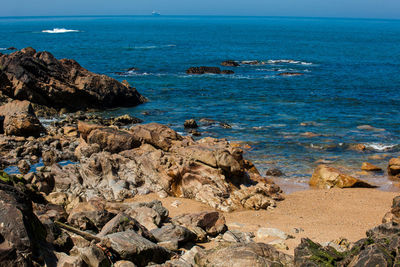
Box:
[309,165,376,189]
[361,162,382,172]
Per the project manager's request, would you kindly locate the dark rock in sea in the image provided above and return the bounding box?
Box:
[7,47,17,50]
[127,67,138,71]
[0,100,45,137]
[184,119,198,129]
[265,168,284,177]
[221,60,240,67]
[221,70,235,74]
[241,60,260,65]
[186,66,222,74]
[0,47,146,111]
[220,122,232,129]
[277,72,304,76]
[189,129,201,136]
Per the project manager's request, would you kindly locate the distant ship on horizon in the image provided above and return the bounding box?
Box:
[152,11,161,16]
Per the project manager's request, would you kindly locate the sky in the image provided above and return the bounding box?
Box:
[1,0,399,19]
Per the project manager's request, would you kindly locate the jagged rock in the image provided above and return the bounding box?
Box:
[171,211,226,237]
[309,165,376,189]
[277,72,304,76]
[113,114,142,126]
[42,149,59,166]
[125,202,168,231]
[0,48,146,111]
[151,224,196,245]
[221,60,239,67]
[195,242,294,267]
[67,199,115,232]
[129,123,183,151]
[98,212,156,242]
[102,231,172,266]
[0,100,45,137]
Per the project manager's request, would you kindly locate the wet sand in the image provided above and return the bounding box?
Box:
[133,188,398,255]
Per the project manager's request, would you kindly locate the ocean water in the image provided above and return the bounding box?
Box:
[1,16,400,191]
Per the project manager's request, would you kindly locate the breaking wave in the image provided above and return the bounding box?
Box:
[42,28,80,33]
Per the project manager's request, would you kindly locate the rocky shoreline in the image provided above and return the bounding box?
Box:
[0,48,399,266]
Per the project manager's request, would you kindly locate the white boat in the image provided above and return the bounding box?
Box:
[152,11,161,16]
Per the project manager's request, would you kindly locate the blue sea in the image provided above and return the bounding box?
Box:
[1,16,400,192]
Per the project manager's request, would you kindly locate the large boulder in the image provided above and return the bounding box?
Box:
[0,100,45,137]
[194,242,294,267]
[0,182,48,266]
[0,48,146,111]
[171,211,227,237]
[87,127,141,153]
[309,165,376,189]
[102,231,172,266]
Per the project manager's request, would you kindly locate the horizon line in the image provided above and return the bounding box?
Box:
[0,14,399,21]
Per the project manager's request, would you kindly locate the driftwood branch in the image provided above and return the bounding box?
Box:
[55,221,101,242]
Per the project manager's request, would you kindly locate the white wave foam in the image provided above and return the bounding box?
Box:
[126,44,176,50]
[267,59,312,65]
[365,143,397,151]
[42,28,79,33]
[0,48,6,50]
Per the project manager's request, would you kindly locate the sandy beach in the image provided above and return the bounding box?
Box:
[134,188,398,255]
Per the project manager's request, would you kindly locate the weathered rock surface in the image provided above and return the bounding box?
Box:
[171,211,227,237]
[102,231,172,266]
[0,100,45,137]
[309,164,376,189]
[195,242,294,267]
[150,224,196,245]
[382,196,400,224]
[0,48,146,111]
[388,157,400,179]
[0,181,48,266]
[67,123,284,211]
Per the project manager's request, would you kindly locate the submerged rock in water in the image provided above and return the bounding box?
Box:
[309,164,376,189]
[0,47,146,111]
[186,66,221,74]
[221,60,239,67]
[186,66,234,75]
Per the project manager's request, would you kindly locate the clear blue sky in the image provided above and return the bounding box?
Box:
[1,0,399,19]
